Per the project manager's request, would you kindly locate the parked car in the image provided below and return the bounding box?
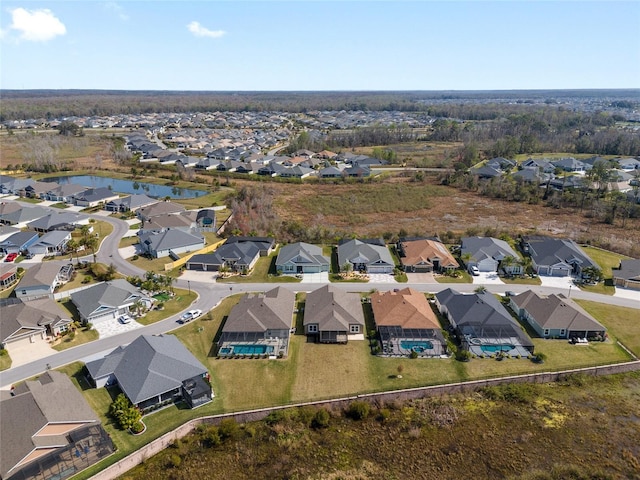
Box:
[180,309,203,323]
[470,266,480,276]
[4,253,18,263]
[118,314,132,324]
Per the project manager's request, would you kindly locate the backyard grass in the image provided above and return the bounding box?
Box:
[128,253,178,273]
[576,300,640,355]
[137,288,198,326]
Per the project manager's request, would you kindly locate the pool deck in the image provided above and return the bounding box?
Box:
[466,336,532,358]
[380,337,447,358]
[217,339,287,358]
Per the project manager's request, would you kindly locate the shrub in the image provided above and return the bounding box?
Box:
[533,352,547,364]
[377,408,391,422]
[168,454,181,468]
[409,350,418,359]
[347,401,371,420]
[456,349,472,362]
[312,408,331,428]
[218,418,240,440]
[203,426,221,447]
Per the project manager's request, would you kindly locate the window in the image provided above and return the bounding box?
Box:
[307,324,318,333]
[560,329,565,336]
[544,329,550,337]
[350,325,360,333]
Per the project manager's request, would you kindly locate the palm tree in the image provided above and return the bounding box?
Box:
[501,255,516,275]
[66,239,79,265]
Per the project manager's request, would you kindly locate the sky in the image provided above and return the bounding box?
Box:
[1,0,639,91]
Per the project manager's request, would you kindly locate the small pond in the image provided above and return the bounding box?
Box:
[43,175,207,199]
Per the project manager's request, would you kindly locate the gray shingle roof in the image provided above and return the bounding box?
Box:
[139,229,204,252]
[223,286,295,333]
[71,279,141,320]
[190,242,260,268]
[461,237,520,264]
[0,298,70,344]
[522,236,596,271]
[304,285,365,331]
[27,211,88,231]
[276,242,330,268]
[614,259,640,282]
[337,239,394,269]
[85,335,208,405]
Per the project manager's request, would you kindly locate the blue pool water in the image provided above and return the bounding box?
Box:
[219,347,232,355]
[481,344,515,353]
[400,340,434,352]
[229,344,275,355]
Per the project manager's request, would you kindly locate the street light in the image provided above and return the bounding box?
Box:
[568,284,572,298]
[187,280,191,295]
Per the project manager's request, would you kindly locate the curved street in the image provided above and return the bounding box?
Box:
[1,200,639,389]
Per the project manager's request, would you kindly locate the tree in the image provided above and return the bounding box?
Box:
[109,393,142,431]
[57,120,82,136]
[66,239,80,265]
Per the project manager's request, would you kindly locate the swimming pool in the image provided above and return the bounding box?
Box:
[480,344,515,353]
[400,340,434,352]
[224,344,275,355]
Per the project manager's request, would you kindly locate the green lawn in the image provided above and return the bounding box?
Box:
[576,300,640,356]
[50,202,69,209]
[137,288,198,326]
[118,236,139,249]
[435,270,472,283]
[501,275,542,286]
[579,246,631,296]
[51,326,99,352]
[0,351,12,371]
[216,254,300,284]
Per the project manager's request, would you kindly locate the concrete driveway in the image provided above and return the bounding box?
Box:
[92,316,144,339]
[118,245,143,259]
[472,271,504,285]
[7,339,56,368]
[180,270,219,283]
[614,287,640,301]
[406,272,435,283]
[368,273,398,284]
[539,275,575,289]
[301,272,329,283]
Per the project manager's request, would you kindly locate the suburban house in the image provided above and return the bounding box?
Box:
[0,264,18,290]
[24,181,54,199]
[138,212,196,234]
[337,238,395,274]
[15,263,73,299]
[0,231,40,255]
[104,194,157,213]
[26,212,89,233]
[85,334,212,411]
[397,238,459,273]
[303,285,365,343]
[435,288,534,357]
[275,242,330,274]
[612,259,640,291]
[224,235,276,256]
[137,201,186,221]
[27,231,72,256]
[521,158,555,173]
[519,235,598,277]
[73,188,119,208]
[0,297,73,349]
[217,286,296,358]
[138,229,204,258]
[371,288,447,357]
[71,279,148,323]
[461,236,523,274]
[510,290,607,340]
[0,225,20,243]
[0,371,114,480]
[44,183,87,203]
[551,157,587,172]
[186,241,260,273]
[195,209,217,229]
[0,205,48,227]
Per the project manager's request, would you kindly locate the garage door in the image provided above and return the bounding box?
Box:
[188,263,204,271]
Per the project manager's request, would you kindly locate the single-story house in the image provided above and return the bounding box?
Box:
[275,242,330,274]
[137,201,186,221]
[519,235,597,277]
[71,279,148,323]
[138,229,205,258]
[303,285,365,343]
[218,286,296,357]
[224,235,276,256]
[0,297,73,349]
[521,158,555,173]
[104,194,158,212]
[15,263,73,299]
[27,230,72,256]
[338,238,395,274]
[435,288,534,357]
[24,181,56,199]
[0,225,20,243]
[371,288,447,357]
[551,157,587,172]
[461,236,523,274]
[0,264,18,290]
[0,231,40,255]
[138,213,196,234]
[397,238,459,272]
[0,371,113,480]
[612,258,640,291]
[26,211,89,232]
[0,205,48,227]
[44,183,88,203]
[186,241,260,273]
[85,334,212,410]
[510,290,607,340]
[74,187,119,208]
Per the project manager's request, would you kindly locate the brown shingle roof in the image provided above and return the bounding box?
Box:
[371,288,440,329]
[400,239,459,269]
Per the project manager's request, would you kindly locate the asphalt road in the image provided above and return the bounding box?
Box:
[2,199,639,389]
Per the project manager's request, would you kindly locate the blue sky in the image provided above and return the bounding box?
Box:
[1,1,639,90]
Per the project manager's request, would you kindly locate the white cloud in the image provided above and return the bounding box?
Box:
[104,2,129,21]
[8,7,66,42]
[187,21,225,39]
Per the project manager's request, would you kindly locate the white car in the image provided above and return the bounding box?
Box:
[180,309,202,323]
[470,266,480,276]
[118,314,132,324]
